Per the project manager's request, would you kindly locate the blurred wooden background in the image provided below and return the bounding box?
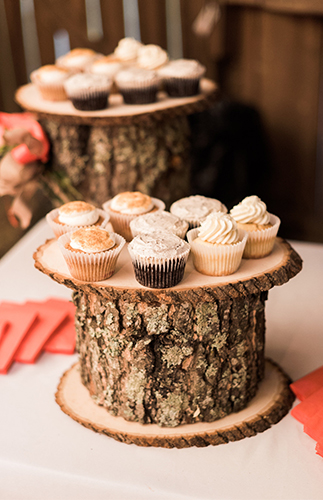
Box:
[1,0,323,257]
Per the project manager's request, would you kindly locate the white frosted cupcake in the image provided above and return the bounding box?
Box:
[115,67,161,104]
[46,201,110,238]
[56,48,99,73]
[137,44,168,70]
[170,195,227,229]
[30,65,70,101]
[230,195,280,258]
[128,231,190,288]
[158,59,206,97]
[114,37,143,64]
[58,226,125,282]
[64,73,112,110]
[87,55,123,79]
[130,211,188,239]
[103,191,165,241]
[187,212,247,276]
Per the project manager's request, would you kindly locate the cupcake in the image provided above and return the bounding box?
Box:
[170,195,227,229]
[230,195,280,258]
[103,191,165,241]
[115,67,161,104]
[87,55,123,79]
[58,226,125,282]
[158,59,206,97]
[130,210,188,239]
[113,37,143,64]
[187,212,247,276]
[46,200,110,238]
[137,44,168,70]
[30,65,70,101]
[128,231,190,288]
[56,48,99,73]
[64,73,112,110]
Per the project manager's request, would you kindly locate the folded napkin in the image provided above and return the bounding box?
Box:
[0,298,76,374]
[290,366,323,458]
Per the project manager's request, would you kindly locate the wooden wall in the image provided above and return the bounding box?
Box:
[1,0,323,242]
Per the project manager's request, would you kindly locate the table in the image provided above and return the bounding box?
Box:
[0,219,322,499]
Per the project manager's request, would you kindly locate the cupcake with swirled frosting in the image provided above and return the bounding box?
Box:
[103,191,165,241]
[58,226,125,281]
[170,195,227,229]
[230,195,280,258]
[128,231,190,288]
[114,37,143,63]
[137,44,168,70]
[46,201,110,238]
[130,210,188,239]
[187,212,248,276]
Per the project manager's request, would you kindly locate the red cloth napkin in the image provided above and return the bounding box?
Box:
[290,366,323,457]
[0,309,38,374]
[0,298,76,374]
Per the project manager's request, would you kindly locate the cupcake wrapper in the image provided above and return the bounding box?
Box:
[130,222,188,240]
[58,232,125,282]
[187,228,248,276]
[35,82,68,101]
[46,208,110,238]
[242,214,280,259]
[128,248,190,289]
[69,91,109,110]
[102,198,165,241]
[163,77,201,97]
[119,86,159,105]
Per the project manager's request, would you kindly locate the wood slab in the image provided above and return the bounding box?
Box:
[15,79,218,126]
[55,359,294,448]
[33,237,302,299]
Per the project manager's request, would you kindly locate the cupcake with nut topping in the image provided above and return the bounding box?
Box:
[115,67,161,104]
[46,200,110,238]
[128,231,190,288]
[103,191,165,241]
[187,212,247,276]
[58,226,125,281]
[64,73,112,110]
[230,195,280,258]
[158,59,206,97]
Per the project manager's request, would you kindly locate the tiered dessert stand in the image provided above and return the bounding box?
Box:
[34,236,302,448]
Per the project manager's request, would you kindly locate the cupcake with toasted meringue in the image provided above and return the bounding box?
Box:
[46,200,110,238]
[56,48,99,73]
[103,191,165,241]
[58,226,125,281]
[187,212,247,276]
[230,195,280,258]
[30,65,70,101]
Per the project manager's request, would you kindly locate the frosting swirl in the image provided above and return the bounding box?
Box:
[137,44,168,70]
[129,231,189,259]
[230,196,270,225]
[70,227,115,253]
[110,191,154,215]
[58,201,99,226]
[114,37,143,62]
[198,212,240,245]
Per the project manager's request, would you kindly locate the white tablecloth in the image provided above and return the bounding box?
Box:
[0,219,322,500]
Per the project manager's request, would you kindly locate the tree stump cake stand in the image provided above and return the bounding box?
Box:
[34,237,302,448]
[16,80,218,207]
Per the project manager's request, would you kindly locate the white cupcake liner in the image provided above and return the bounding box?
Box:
[32,80,68,101]
[239,214,280,259]
[187,228,248,276]
[102,197,165,241]
[46,208,110,238]
[58,232,125,282]
[128,245,190,288]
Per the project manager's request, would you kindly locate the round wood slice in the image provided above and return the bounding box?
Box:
[55,358,294,448]
[15,79,218,126]
[33,237,302,299]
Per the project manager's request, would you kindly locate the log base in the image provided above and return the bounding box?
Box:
[56,358,294,448]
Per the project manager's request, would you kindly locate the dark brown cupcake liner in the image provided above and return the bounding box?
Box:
[69,91,109,110]
[119,85,159,104]
[131,256,187,288]
[164,77,201,97]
